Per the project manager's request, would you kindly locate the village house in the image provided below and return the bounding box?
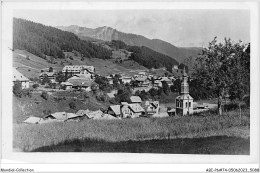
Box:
[130,96,142,103]
[67,77,94,91]
[160,77,173,87]
[106,76,113,85]
[167,108,176,116]
[45,112,68,121]
[134,77,150,87]
[154,80,162,87]
[62,65,95,75]
[146,101,160,115]
[13,68,30,89]
[39,71,57,83]
[60,82,73,90]
[23,117,43,124]
[128,103,145,118]
[120,76,132,84]
[107,92,115,98]
[138,71,146,78]
[107,103,145,118]
[107,105,121,117]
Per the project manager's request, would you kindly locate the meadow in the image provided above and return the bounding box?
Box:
[13,109,250,152]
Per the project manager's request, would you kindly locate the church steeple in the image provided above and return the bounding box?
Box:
[181,67,189,94]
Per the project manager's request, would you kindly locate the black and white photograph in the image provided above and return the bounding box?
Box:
[1,1,259,172]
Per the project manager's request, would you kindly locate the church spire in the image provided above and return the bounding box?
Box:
[181,66,189,94]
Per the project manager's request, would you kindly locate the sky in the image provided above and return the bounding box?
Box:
[14,10,250,47]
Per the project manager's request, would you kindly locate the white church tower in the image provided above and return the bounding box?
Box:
[175,68,193,116]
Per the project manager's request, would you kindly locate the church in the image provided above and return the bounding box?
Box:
[175,68,193,116]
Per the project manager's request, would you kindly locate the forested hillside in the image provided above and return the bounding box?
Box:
[14,18,179,72]
[109,40,179,72]
[13,18,112,60]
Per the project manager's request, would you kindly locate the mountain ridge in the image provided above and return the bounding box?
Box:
[56,25,202,62]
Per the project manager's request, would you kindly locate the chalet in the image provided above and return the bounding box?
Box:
[146,101,160,115]
[154,80,162,87]
[120,76,132,84]
[107,92,115,98]
[45,112,68,121]
[167,108,176,116]
[160,77,173,87]
[39,71,57,83]
[66,113,84,121]
[67,77,94,91]
[13,68,30,89]
[60,82,73,90]
[23,117,43,124]
[138,71,146,78]
[128,103,145,117]
[76,109,90,117]
[107,103,145,118]
[130,96,142,103]
[135,77,150,87]
[107,105,121,117]
[62,65,95,75]
[107,76,113,85]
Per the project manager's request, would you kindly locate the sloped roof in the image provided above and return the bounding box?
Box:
[67,113,83,119]
[135,77,146,82]
[87,110,103,119]
[38,119,59,124]
[128,103,145,113]
[75,74,91,79]
[161,77,171,82]
[13,68,29,81]
[168,108,176,112]
[68,78,94,87]
[61,82,73,86]
[176,94,193,100]
[39,71,56,77]
[46,112,67,121]
[107,93,115,98]
[24,117,42,124]
[109,105,121,115]
[150,101,159,108]
[101,114,118,120]
[138,72,146,75]
[130,96,142,103]
[76,109,90,116]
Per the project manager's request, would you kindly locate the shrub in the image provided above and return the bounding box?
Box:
[69,102,76,109]
[41,76,51,85]
[41,91,48,100]
[109,98,117,104]
[96,94,107,102]
[13,81,22,97]
[13,81,32,98]
[21,88,33,98]
[32,84,39,89]
[43,109,51,115]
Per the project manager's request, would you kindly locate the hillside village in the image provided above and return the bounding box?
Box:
[11,15,251,155]
[14,61,217,124]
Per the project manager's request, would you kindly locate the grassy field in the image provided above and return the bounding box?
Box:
[33,135,250,154]
[13,109,250,151]
[13,49,149,79]
[13,91,109,124]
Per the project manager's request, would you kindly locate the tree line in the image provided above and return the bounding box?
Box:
[109,40,179,72]
[13,18,112,60]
